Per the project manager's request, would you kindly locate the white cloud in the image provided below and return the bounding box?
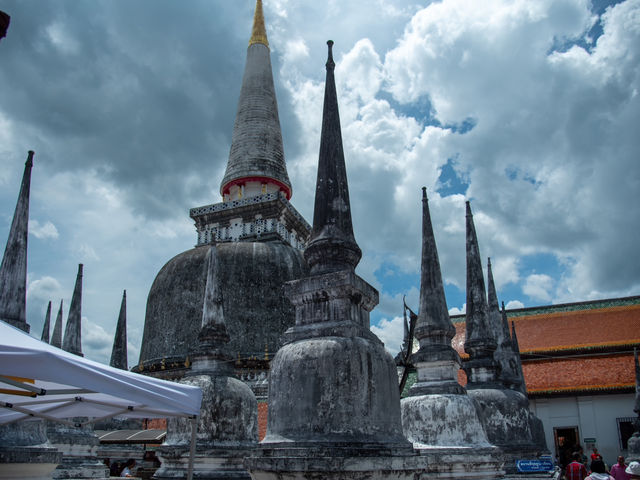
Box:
[27,275,64,302]
[82,316,113,364]
[506,299,525,310]
[449,304,466,315]
[283,38,309,64]
[370,315,405,355]
[29,220,59,240]
[523,273,555,302]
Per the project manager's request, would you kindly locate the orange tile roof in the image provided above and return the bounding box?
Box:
[523,353,635,394]
[453,353,634,393]
[452,303,640,355]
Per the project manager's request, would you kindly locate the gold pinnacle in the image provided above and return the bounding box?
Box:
[249,0,269,48]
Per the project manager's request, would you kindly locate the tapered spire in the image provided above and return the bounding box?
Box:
[409,188,463,395]
[463,202,496,356]
[304,41,361,275]
[221,0,291,201]
[51,300,63,348]
[463,202,499,388]
[249,0,268,48]
[62,264,83,357]
[41,301,52,343]
[486,258,501,337]
[110,290,128,370]
[500,301,511,349]
[414,187,457,344]
[511,320,527,394]
[0,151,33,333]
[190,247,232,375]
[487,260,519,388]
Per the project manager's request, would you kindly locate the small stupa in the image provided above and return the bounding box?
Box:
[0,151,33,334]
[50,300,64,348]
[400,189,502,479]
[487,259,519,390]
[47,264,109,480]
[463,202,548,474]
[246,41,420,480]
[155,246,257,479]
[41,300,52,343]
[0,151,61,480]
[110,290,128,370]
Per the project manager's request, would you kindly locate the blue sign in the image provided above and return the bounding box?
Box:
[516,458,554,473]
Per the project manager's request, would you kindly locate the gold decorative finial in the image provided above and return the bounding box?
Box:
[249,0,269,48]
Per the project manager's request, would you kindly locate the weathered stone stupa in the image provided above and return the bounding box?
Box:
[136,0,309,400]
[487,259,520,390]
[463,202,548,474]
[246,41,420,480]
[155,246,257,480]
[0,151,61,480]
[400,189,502,479]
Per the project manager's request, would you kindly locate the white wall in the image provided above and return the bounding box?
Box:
[530,393,635,466]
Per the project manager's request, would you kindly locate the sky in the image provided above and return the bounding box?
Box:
[0,0,638,365]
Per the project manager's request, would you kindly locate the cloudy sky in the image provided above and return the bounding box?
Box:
[1,0,638,364]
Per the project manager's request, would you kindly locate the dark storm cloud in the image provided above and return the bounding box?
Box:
[0,1,294,219]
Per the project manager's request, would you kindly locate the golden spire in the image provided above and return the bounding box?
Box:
[249,0,269,48]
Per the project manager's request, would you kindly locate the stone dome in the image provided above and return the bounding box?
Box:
[138,241,308,374]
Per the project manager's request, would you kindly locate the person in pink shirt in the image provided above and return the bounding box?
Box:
[611,456,632,480]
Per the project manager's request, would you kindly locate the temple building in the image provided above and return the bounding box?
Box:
[451,296,640,466]
[134,0,310,403]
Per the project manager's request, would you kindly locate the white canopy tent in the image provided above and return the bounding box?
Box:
[0,320,203,479]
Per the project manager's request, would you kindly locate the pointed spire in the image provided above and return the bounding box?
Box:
[249,0,269,48]
[304,41,362,275]
[486,258,501,335]
[221,0,291,201]
[51,300,63,348]
[41,301,52,343]
[0,151,34,333]
[463,202,496,357]
[414,187,456,342]
[408,188,464,395]
[511,320,527,394]
[500,301,511,349]
[110,290,128,370]
[190,247,231,375]
[62,264,83,357]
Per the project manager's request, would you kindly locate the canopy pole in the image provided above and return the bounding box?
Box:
[187,416,197,480]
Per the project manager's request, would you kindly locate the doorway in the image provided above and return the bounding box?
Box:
[554,426,580,467]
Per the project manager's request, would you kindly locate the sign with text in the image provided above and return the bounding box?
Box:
[516,458,554,473]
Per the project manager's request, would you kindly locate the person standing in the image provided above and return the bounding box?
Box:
[566,452,589,480]
[592,448,604,462]
[611,456,631,480]
[586,460,613,480]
